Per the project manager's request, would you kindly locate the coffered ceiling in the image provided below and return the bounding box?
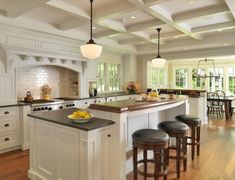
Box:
[0,0,234,59]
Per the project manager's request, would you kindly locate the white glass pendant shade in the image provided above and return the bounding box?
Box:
[151,28,166,68]
[80,43,102,59]
[152,57,166,68]
[80,0,102,59]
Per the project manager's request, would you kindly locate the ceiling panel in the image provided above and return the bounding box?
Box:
[153,0,225,15]
[185,13,234,28]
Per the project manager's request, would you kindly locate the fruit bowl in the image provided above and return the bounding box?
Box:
[67,110,93,123]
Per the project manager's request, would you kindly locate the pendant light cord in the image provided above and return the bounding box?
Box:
[157,28,161,58]
[87,0,95,44]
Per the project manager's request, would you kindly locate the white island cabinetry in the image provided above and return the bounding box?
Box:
[28,109,114,180]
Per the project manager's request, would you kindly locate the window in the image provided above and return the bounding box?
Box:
[97,63,105,92]
[209,68,223,92]
[175,68,188,88]
[152,67,167,88]
[228,67,235,94]
[108,64,120,91]
[192,68,206,89]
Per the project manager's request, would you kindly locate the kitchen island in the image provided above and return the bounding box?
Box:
[27,108,115,180]
[28,96,188,180]
[89,95,188,180]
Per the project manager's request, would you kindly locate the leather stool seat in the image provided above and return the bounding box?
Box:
[158,121,189,179]
[175,115,202,161]
[158,121,189,135]
[175,115,201,127]
[132,129,169,180]
[132,129,169,146]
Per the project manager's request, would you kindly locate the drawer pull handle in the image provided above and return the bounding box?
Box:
[4,111,9,114]
[107,134,111,137]
[4,124,10,127]
[4,138,10,141]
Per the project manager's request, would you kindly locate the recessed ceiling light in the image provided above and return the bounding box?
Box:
[131,16,136,19]
[218,29,223,32]
[224,44,228,46]
[174,36,178,39]
[184,48,188,50]
[92,26,96,30]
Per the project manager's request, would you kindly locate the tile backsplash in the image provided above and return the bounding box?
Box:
[16,65,78,100]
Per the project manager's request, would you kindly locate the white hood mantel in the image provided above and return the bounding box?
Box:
[0,45,89,74]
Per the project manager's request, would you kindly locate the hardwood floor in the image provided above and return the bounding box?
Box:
[1,115,235,180]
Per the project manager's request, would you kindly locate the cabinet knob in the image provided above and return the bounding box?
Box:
[4,138,10,141]
[107,134,111,137]
[85,102,88,104]
[4,124,10,127]
[4,111,9,114]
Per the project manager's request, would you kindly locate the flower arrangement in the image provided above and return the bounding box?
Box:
[127,81,137,94]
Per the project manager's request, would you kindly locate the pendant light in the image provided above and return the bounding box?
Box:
[80,0,102,59]
[152,28,166,68]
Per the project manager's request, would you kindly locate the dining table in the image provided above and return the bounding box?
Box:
[207,96,235,120]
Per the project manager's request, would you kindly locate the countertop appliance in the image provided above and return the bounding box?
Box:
[28,98,77,112]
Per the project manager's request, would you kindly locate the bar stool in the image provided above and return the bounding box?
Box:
[132,129,169,180]
[175,115,201,160]
[158,121,189,179]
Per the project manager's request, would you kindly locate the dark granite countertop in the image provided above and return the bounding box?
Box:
[0,102,30,108]
[28,108,114,131]
[89,95,187,113]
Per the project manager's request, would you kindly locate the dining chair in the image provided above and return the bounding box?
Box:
[207,92,223,117]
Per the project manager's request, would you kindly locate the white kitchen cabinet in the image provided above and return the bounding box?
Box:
[29,118,114,180]
[0,106,20,153]
[86,61,98,81]
[0,74,16,105]
[106,96,116,102]
[97,127,113,180]
[116,94,139,101]
[19,105,30,150]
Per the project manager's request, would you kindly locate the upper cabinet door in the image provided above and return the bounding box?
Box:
[0,74,15,104]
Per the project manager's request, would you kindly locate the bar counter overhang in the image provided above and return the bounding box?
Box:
[89,95,188,179]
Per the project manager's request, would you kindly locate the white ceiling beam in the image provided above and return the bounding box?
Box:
[131,31,150,40]
[126,0,201,40]
[6,0,50,18]
[94,30,121,38]
[127,19,165,32]
[58,18,87,31]
[225,0,235,18]
[46,0,89,19]
[150,31,183,39]
[97,19,127,32]
[119,38,143,44]
[137,30,235,52]
[173,5,230,23]
[144,0,172,6]
[192,21,235,33]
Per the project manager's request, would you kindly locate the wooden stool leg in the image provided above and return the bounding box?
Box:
[163,149,168,180]
[143,150,147,180]
[197,126,201,156]
[176,137,181,179]
[154,150,160,180]
[191,127,196,160]
[133,146,138,180]
[183,137,187,171]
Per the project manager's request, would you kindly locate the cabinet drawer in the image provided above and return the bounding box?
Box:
[0,132,19,150]
[0,117,19,133]
[0,107,19,117]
